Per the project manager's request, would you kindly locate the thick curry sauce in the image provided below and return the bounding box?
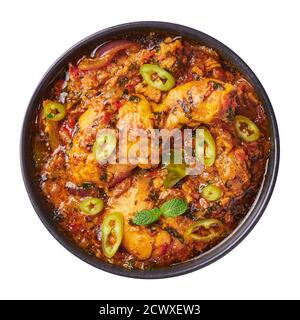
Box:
[33,34,270,270]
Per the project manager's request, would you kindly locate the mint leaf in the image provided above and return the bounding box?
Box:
[132,208,161,225]
[132,199,188,224]
[160,198,188,217]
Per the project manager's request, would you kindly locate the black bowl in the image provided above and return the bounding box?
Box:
[20,21,280,279]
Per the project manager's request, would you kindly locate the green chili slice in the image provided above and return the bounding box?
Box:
[79,197,104,215]
[93,130,116,163]
[184,219,224,242]
[140,64,175,91]
[196,127,216,167]
[44,101,66,121]
[102,212,124,258]
[163,165,187,188]
[163,149,187,188]
[201,184,223,201]
[203,128,216,166]
[234,115,260,142]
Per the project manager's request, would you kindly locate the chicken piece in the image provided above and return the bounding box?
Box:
[158,79,235,129]
[122,225,154,261]
[156,37,183,69]
[151,230,171,259]
[107,176,133,198]
[67,93,155,188]
[67,103,107,187]
[117,94,154,131]
[154,216,194,264]
[204,57,221,72]
[215,148,250,196]
[106,176,154,260]
[135,82,162,103]
[105,172,190,261]
[210,125,234,155]
[106,163,135,188]
[209,125,250,196]
[67,102,131,187]
[117,94,155,168]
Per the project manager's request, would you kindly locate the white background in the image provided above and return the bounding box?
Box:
[0,0,299,300]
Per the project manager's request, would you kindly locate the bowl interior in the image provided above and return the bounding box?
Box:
[21,22,279,278]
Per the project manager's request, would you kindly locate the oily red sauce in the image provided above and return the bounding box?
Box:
[32,34,270,270]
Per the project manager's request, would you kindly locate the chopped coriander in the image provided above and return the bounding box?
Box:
[129,95,141,103]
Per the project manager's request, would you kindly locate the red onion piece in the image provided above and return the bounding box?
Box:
[96,40,138,57]
[78,40,139,71]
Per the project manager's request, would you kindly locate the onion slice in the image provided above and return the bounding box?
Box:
[78,40,139,71]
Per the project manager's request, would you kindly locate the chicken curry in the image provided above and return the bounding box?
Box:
[33,34,270,270]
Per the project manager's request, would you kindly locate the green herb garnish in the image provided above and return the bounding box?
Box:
[132,208,161,226]
[148,190,159,202]
[100,171,107,182]
[118,76,129,87]
[226,106,235,121]
[129,95,141,103]
[132,198,188,225]
[160,198,188,217]
[163,227,184,243]
[82,182,93,190]
[210,81,224,90]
